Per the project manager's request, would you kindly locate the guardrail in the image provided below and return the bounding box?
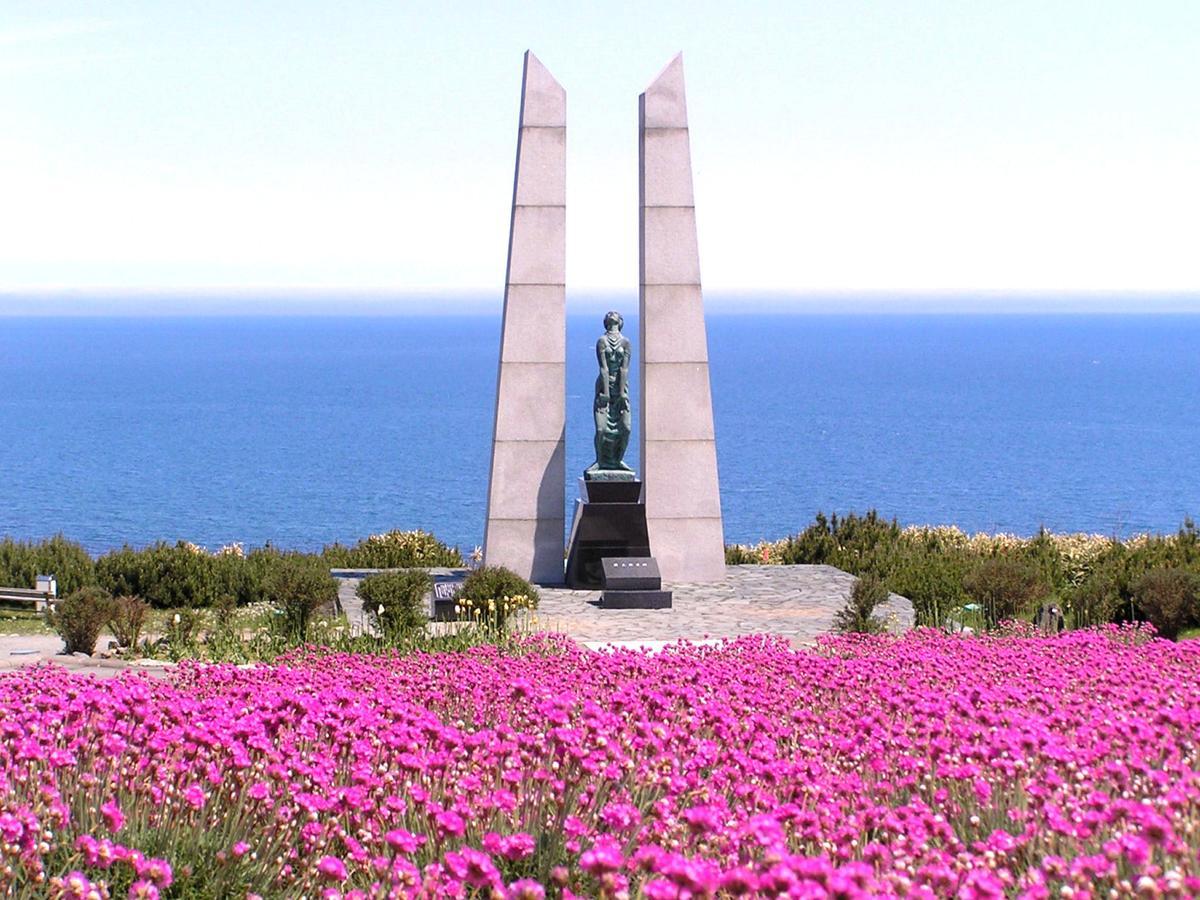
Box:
[0,588,58,613]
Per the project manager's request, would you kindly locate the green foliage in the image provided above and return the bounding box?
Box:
[262,556,338,643]
[357,570,431,638]
[322,530,463,569]
[1066,570,1124,629]
[832,574,890,634]
[107,595,149,649]
[47,587,113,655]
[0,534,95,595]
[95,542,244,609]
[454,566,539,629]
[964,558,1051,630]
[1131,567,1200,640]
[160,607,203,661]
[727,512,1200,632]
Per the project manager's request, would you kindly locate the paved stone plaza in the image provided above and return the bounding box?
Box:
[534,565,913,650]
[340,564,913,650]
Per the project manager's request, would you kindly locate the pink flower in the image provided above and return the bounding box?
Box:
[385,828,424,853]
[507,879,546,900]
[101,799,125,833]
[433,809,465,839]
[317,855,348,882]
[128,880,160,900]
[182,784,206,810]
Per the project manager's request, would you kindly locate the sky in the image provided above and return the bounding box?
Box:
[2,1,1199,310]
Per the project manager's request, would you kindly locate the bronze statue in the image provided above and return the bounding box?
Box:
[586,311,634,477]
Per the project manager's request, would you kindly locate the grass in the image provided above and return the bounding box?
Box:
[0,607,54,636]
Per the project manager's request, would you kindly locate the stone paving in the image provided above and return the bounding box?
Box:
[533,565,913,650]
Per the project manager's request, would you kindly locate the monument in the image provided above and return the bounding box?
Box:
[483,51,724,588]
[564,312,653,591]
[638,55,726,583]
[482,51,567,584]
[586,311,634,478]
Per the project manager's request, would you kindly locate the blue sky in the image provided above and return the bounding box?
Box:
[2,1,1198,307]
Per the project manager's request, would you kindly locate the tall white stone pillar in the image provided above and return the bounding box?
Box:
[483,51,566,583]
[639,54,725,583]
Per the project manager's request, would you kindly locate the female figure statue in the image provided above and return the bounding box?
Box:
[586,310,634,476]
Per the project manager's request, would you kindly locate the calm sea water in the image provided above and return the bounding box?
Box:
[1,314,1198,555]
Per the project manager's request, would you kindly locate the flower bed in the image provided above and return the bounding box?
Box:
[1,628,1199,898]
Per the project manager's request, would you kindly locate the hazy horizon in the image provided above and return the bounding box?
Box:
[4,290,1200,317]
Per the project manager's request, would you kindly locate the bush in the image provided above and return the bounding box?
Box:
[262,556,338,643]
[453,566,539,629]
[833,574,890,634]
[1132,567,1200,640]
[47,587,113,655]
[964,558,1050,630]
[0,535,95,596]
[1067,570,1124,629]
[357,571,431,638]
[322,530,463,569]
[107,595,149,650]
[95,541,236,608]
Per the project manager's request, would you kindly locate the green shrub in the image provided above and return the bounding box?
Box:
[96,542,233,609]
[262,556,338,643]
[0,535,95,595]
[322,530,463,569]
[162,607,203,659]
[964,558,1050,630]
[833,574,890,634]
[453,566,539,629]
[107,595,149,649]
[885,538,972,629]
[1131,567,1200,640]
[1066,570,1124,629]
[357,571,431,638]
[48,587,113,655]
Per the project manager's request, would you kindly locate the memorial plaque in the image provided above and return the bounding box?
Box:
[431,576,465,620]
[601,557,661,591]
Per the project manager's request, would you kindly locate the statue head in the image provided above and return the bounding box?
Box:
[603,311,624,332]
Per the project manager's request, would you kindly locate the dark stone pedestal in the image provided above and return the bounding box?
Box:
[599,557,672,608]
[565,479,651,589]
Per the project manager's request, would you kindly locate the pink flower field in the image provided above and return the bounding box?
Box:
[1,628,1199,898]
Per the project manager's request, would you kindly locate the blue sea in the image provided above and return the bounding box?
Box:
[2,313,1199,555]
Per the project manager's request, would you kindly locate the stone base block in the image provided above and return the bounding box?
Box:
[599,589,673,609]
[565,480,651,589]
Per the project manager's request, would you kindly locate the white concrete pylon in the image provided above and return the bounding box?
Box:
[483,51,566,583]
[639,53,726,583]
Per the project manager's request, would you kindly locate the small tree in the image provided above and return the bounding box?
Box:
[107,595,150,650]
[263,556,338,643]
[1132,568,1200,640]
[964,558,1050,630]
[833,574,890,635]
[48,587,113,655]
[357,571,431,639]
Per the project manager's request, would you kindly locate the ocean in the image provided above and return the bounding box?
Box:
[1,313,1198,555]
